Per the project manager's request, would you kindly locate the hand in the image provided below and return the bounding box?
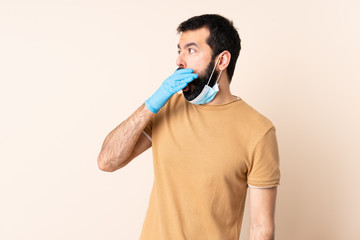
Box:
[145,68,198,113]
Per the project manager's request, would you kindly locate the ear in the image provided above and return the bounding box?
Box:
[217,50,231,71]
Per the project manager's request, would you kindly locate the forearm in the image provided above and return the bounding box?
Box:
[97,103,155,171]
[249,224,275,240]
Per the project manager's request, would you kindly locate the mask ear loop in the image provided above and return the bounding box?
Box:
[215,70,223,86]
[206,55,222,86]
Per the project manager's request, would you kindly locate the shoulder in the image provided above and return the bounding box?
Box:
[233,99,275,132]
[153,93,185,124]
[168,92,184,106]
[158,93,186,114]
[225,99,277,152]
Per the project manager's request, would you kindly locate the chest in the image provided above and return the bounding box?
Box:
[152,110,251,184]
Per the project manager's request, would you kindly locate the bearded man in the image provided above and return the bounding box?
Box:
[97,14,281,240]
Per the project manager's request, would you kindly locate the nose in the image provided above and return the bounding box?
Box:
[176,52,186,68]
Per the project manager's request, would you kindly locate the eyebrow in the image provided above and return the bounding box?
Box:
[177,42,199,49]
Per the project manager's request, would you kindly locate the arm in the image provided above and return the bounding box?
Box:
[97,103,154,172]
[249,186,278,240]
[97,69,197,172]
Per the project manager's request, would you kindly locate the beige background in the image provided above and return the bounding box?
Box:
[1,0,359,239]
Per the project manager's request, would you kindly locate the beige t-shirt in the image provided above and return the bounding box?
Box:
[139,93,280,240]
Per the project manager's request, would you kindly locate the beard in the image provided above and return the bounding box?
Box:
[181,57,220,101]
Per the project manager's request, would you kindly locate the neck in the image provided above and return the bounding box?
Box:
[205,75,236,105]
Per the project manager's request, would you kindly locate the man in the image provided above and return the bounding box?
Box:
[97,14,280,240]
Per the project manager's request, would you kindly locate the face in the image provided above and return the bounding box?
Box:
[176,27,220,101]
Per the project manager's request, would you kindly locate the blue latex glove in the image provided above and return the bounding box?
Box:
[145,69,198,113]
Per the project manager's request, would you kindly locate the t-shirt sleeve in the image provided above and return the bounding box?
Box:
[247,126,281,188]
[142,115,154,142]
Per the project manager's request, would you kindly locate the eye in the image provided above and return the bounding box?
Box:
[177,50,181,54]
[188,48,195,54]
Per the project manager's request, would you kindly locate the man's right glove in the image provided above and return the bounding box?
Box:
[145,68,198,113]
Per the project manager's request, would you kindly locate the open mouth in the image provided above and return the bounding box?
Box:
[182,86,190,92]
[183,83,196,92]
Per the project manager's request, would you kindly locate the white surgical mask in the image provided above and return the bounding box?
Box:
[186,55,223,105]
